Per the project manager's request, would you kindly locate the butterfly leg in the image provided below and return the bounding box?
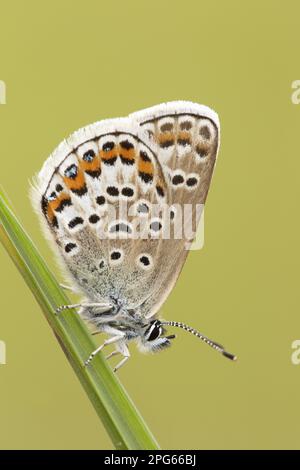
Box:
[91,329,104,336]
[59,283,76,292]
[113,343,130,373]
[55,303,112,314]
[113,356,130,373]
[84,334,125,366]
[106,350,120,360]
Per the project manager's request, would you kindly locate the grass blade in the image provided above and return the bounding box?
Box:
[0,189,160,450]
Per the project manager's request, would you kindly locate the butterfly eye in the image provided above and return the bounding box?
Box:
[148,327,160,341]
[145,323,161,341]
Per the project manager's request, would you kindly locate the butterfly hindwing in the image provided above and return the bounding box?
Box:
[131,101,219,206]
[130,101,220,316]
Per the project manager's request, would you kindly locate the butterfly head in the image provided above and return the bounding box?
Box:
[139,320,176,353]
[139,318,237,360]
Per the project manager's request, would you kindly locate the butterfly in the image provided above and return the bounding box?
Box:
[31,101,236,372]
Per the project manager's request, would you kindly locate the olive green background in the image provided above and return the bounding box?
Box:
[0,0,299,450]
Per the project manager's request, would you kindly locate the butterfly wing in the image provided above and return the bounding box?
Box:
[130,101,220,317]
[31,118,172,308]
[31,101,219,319]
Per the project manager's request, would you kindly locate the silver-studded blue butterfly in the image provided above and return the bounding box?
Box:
[31,101,236,371]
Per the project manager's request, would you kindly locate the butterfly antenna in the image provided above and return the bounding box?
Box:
[160,321,237,361]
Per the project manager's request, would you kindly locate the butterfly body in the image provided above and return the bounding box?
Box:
[31,101,236,370]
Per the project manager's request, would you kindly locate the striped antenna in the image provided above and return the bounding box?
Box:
[160,321,237,361]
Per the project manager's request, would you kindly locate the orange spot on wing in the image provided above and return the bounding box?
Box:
[119,147,135,162]
[45,192,71,225]
[138,160,153,175]
[80,153,101,172]
[46,205,55,224]
[158,132,175,143]
[49,192,70,211]
[63,169,85,191]
[99,148,118,162]
[178,131,191,141]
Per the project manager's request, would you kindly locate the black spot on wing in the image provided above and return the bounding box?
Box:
[96,195,106,205]
[186,177,198,187]
[178,137,191,146]
[180,121,192,130]
[85,169,101,178]
[83,150,96,162]
[140,255,150,266]
[107,186,119,197]
[156,185,165,197]
[139,150,151,162]
[71,185,88,196]
[89,214,100,224]
[196,145,208,158]
[55,198,72,212]
[120,140,134,150]
[110,251,122,260]
[121,187,134,197]
[120,156,135,165]
[172,174,184,185]
[160,122,173,132]
[160,139,174,149]
[103,156,117,166]
[102,142,115,152]
[65,242,77,253]
[199,125,211,140]
[68,217,84,229]
[52,216,59,228]
[64,164,78,179]
[139,172,153,183]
